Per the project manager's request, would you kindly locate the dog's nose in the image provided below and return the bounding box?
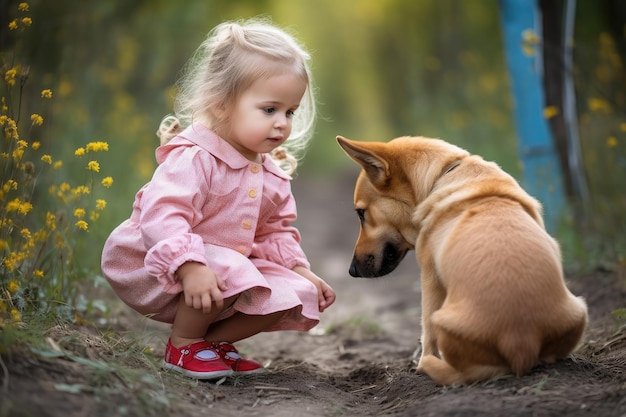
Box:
[348,260,360,277]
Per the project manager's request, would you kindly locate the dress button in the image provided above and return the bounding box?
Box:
[242,220,252,230]
[250,164,260,173]
[248,189,257,198]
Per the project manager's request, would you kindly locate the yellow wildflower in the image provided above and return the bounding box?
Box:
[522,29,540,44]
[34,230,47,241]
[86,141,109,152]
[60,182,70,192]
[21,237,34,249]
[102,177,113,188]
[89,211,100,221]
[41,89,52,98]
[3,256,15,271]
[5,128,18,140]
[53,161,62,169]
[87,160,100,172]
[46,212,56,230]
[73,208,86,218]
[0,240,7,251]
[73,185,90,195]
[31,114,43,126]
[521,29,540,56]
[20,228,31,240]
[543,106,559,119]
[18,3,30,12]
[33,270,44,278]
[4,68,17,86]
[5,199,28,214]
[607,136,618,148]
[18,201,32,215]
[75,220,89,231]
[21,17,32,27]
[4,118,18,139]
[32,141,40,150]
[10,309,21,322]
[41,154,52,164]
[4,179,18,191]
[12,148,24,160]
[8,280,20,294]
[6,198,20,211]
[95,199,107,210]
[74,147,85,157]
[588,98,611,112]
[8,20,18,30]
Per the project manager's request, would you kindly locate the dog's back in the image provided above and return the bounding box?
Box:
[417,154,588,385]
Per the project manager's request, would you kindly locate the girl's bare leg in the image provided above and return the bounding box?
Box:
[204,310,289,343]
[170,294,238,347]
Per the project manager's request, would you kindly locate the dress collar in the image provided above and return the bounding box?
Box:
[175,123,291,180]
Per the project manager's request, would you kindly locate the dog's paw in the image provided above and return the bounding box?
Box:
[415,365,428,375]
[415,358,427,374]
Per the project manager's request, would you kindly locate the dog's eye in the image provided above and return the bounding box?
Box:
[355,208,365,222]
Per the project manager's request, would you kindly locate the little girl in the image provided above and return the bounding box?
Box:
[101,18,336,379]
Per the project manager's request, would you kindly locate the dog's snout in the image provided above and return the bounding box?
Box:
[349,254,382,278]
[348,258,360,277]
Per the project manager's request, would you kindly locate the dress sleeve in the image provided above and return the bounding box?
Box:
[251,190,311,270]
[140,146,211,292]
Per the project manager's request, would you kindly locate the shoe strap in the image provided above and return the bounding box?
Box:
[175,341,214,367]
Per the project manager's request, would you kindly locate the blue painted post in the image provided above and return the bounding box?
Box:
[499,0,568,233]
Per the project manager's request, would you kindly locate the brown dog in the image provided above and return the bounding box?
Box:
[337,135,588,385]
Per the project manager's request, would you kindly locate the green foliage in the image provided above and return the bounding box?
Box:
[0,3,113,326]
[558,18,626,271]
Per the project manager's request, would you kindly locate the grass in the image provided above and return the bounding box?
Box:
[325,315,382,340]
[0,321,177,417]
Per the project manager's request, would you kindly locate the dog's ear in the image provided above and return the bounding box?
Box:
[337,136,390,187]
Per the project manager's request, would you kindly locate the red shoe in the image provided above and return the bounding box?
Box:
[213,342,266,374]
[163,339,234,379]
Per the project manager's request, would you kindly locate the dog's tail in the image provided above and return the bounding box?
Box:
[498,332,540,376]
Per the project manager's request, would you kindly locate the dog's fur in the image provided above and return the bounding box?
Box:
[337,135,588,386]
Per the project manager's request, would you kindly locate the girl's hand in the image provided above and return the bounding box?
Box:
[292,266,336,312]
[176,262,227,313]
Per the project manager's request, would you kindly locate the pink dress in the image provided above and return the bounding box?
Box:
[101,123,319,331]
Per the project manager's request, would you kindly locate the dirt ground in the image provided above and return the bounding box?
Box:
[2,173,626,417]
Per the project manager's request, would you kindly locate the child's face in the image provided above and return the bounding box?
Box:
[226,71,307,162]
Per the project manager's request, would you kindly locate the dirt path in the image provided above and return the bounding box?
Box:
[2,174,626,417]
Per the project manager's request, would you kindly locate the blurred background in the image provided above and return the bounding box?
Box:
[2,0,625,271]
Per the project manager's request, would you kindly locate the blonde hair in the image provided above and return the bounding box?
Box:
[157,18,316,175]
